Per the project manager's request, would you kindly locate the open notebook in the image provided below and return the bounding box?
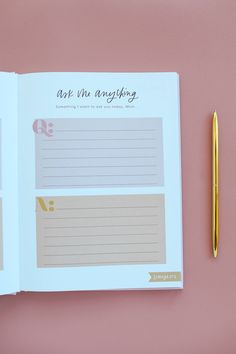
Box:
[0,72,182,294]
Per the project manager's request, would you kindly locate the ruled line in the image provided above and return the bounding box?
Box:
[44,242,159,247]
[42,156,157,159]
[42,147,156,150]
[56,206,160,210]
[44,250,160,257]
[42,260,162,267]
[44,232,158,238]
[44,138,157,142]
[42,174,157,178]
[55,129,157,132]
[42,183,158,187]
[43,214,159,220]
[44,223,159,229]
[42,165,157,169]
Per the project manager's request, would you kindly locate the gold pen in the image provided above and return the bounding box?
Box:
[212,111,219,257]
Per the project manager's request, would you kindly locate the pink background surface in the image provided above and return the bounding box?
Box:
[0,0,236,353]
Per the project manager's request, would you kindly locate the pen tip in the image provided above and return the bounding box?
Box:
[213,249,218,258]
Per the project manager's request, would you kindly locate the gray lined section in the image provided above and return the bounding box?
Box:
[35,118,164,189]
[0,199,3,270]
[0,120,1,189]
[36,194,166,268]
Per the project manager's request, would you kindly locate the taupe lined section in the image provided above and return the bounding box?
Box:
[0,199,3,270]
[35,118,164,189]
[36,194,166,268]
